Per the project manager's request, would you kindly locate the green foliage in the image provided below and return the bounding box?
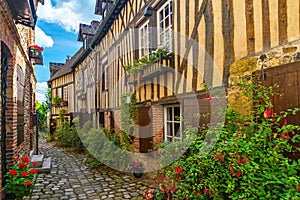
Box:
[52,96,62,105]
[36,101,49,132]
[4,158,37,199]
[124,47,169,73]
[54,116,84,152]
[45,135,53,142]
[150,80,300,199]
[79,125,129,171]
[120,94,138,150]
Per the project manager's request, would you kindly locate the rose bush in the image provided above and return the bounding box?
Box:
[146,81,300,199]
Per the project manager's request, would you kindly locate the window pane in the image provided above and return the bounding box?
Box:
[165,5,169,16]
[170,2,173,12]
[167,107,172,120]
[160,10,164,21]
[174,122,180,137]
[167,122,173,136]
[174,107,180,121]
[165,16,170,28]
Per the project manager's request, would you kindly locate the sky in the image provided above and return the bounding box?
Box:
[35,0,99,102]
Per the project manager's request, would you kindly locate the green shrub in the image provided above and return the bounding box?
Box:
[152,81,300,199]
[54,121,84,152]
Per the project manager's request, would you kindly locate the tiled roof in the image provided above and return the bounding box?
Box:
[48,47,83,82]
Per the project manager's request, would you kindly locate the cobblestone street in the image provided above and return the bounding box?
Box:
[24,141,155,200]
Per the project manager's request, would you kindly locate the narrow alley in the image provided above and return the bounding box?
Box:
[24,140,155,200]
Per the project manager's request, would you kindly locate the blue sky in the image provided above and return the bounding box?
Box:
[35,0,97,102]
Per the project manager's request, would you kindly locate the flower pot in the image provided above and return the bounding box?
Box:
[133,171,143,178]
[3,192,16,200]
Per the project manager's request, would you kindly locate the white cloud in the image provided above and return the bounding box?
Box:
[35,26,54,47]
[36,82,49,103]
[37,0,97,33]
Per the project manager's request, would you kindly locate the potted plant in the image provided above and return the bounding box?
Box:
[4,157,38,200]
[52,96,62,106]
[132,161,143,178]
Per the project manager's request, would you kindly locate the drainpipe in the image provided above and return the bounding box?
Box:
[35,112,38,155]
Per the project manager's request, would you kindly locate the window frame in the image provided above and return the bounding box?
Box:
[164,104,182,142]
[63,85,68,101]
[83,68,88,93]
[138,20,150,58]
[157,0,173,51]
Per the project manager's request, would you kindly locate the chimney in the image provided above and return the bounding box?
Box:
[49,62,64,77]
[66,55,71,63]
[91,20,100,28]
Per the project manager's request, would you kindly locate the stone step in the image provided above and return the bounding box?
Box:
[36,157,51,173]
[31,155,44,168]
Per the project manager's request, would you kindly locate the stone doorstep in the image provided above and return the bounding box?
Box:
[36,157,51,173]
[31,155,44,168]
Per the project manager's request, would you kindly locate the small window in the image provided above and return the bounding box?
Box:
[83,69,88,93]
[164,105,182,142]
[63,86,68,101]
[139,21,150,58]
[157,1,173,51]
[57,87,62,98]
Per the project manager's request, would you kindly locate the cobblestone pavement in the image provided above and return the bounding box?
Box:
[24,141,156,200]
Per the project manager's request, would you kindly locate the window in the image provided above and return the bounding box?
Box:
[157,1,173,51]
[164,105,182,142]
[139,21,150,58]
[57,87,62,98]
[63,86,68,101]
[83,69,88,93]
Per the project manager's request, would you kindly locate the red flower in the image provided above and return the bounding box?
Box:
[160,174,166,180]
[283,119,288,126]
[238,159,241,165]
[31,161,37,166]
[221,157,225,162]
[236,171,241,178]
[196,191,200,196]
[18,163,27,168]
[21,171,29,177]
[280,134,291,140]
[21,157,29,163]
[10,170,17,176]
[230,170,235,175]
[25,180,31,186]
[39,47,44,52]
[171,187,177,194]
[203,188,207,194]
[298,185,300,192]
[242,157,247,163]
[30,169,38,174]
[208,189,211,196]
[264,108,273,119]
[174,167,183,173]
[13,157,18,162]
[215,154,220,159]
[205,94,212,103]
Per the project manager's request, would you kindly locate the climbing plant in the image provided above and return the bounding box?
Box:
[120,93,138,150]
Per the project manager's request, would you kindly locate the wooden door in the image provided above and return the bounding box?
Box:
[256,61,300,159]
[138,106,153,153]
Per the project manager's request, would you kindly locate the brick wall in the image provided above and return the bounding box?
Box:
[0,1,37,195]
[152,105,164,145]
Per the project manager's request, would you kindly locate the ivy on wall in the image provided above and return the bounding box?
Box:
[120,93,138,150]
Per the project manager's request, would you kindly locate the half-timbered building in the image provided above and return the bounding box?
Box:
[69,0,300,152]
[0,0,43,195]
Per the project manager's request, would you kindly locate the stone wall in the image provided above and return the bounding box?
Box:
[229,42,300,114]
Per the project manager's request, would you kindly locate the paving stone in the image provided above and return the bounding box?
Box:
[26,140,155,199]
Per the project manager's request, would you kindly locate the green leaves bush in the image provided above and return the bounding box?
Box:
[155,81,300,199]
